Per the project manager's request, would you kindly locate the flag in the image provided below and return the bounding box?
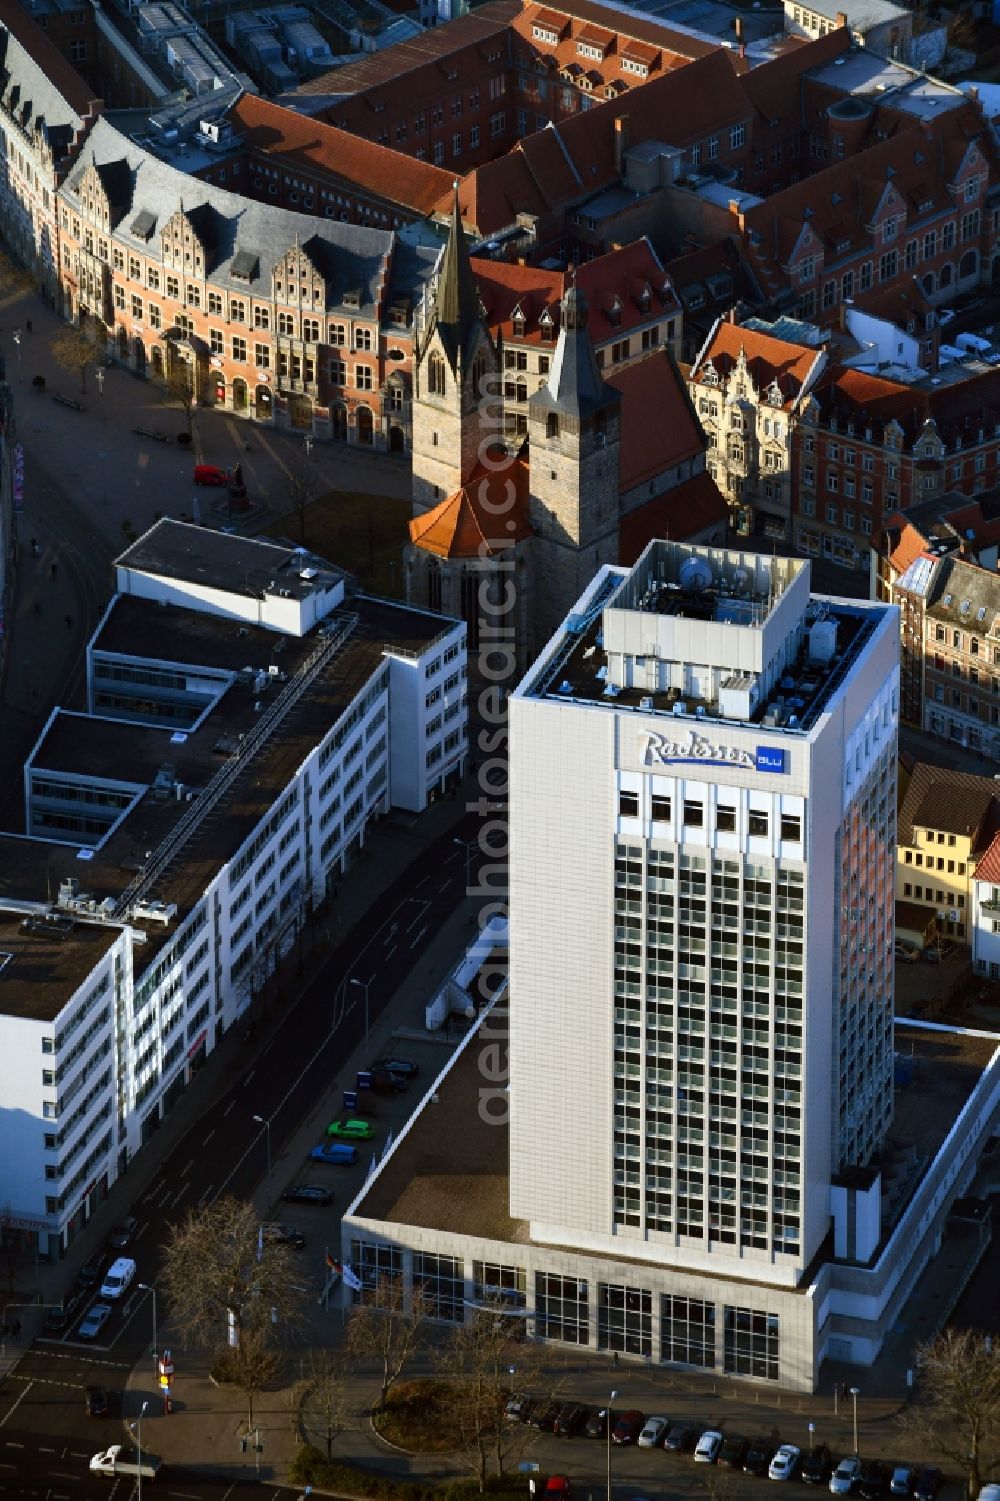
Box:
[227,1309,238,1348]
[325,1251,342,1274]
[381,1128,394,1161]
[257,1225,264,1264]
[367,1153,378,1179]
[342,1262,363,1292]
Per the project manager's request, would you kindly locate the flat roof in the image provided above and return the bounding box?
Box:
[0,907,120,1024]
[92,594,320,676]
[116,519,346,604]
[0,591,454,1020]
[809,52,966,119]
[353,1014,999,1282]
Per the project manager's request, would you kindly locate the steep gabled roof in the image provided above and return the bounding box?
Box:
[898,761,999,848]
[606,347,703,488]
[409,457,533,558]
[227,94,454,218]
[691,318,821,408]
[973,829,1000,886]
[738,26,850,127]
[619,469,728,562]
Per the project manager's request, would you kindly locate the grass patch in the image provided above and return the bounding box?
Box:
[373,1378,465,1453]
[268,489,409,598]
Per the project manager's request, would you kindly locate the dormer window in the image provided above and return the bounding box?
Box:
[511,305,526,337]
[539,310,555,341]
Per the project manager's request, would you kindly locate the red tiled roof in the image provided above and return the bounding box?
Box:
[738,27,849,125]
[975,829,1000,886]
[605,348,704,490]
[471,237,676,345]
[619,470,729,563]
[692,318,821,409]
[515,0,716,61]
[409,457,533,558]
[815,363,1000,446]
[887,522,932,579]
[228,95,454,216]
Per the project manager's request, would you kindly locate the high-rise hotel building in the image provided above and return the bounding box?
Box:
[510,542,899,1289]
[346,541,1000,1387]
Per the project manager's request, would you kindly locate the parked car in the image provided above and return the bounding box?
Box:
[553,1403,589,1437]
[770,1446,802,1482]
[261,1222,305,1249]
[745,1439,778,1476]
[45,1289,83,1333]
[281,1184,334,1206]
[584,1408,609,1439]
[922,948,942,965]
[695,1430,724,1464]
[664,1424,698,1453]
[544,1479,571,1500]
[505,1393,534,1423]
[802,1446,834,1485]
[193,464,228,487]
[913,1470,942,1501]
[637,1416,669,1449]
[528,1400,561,1432]
[77,1253,105,1288]
[859,1462,887,1500]
[86,1385,110,1417]
[368,1067,408,1095]
[830,1457,864,1495]
[894,943,919,964]
[372,1057,419,1079]
[78,1303,112,1341]
[889,1469,914,1497]
[718,1435,749,1469]
[107,1217,139,1251]
[309,1143,358,1165]
[612,1411,646,1446]
[326,1118,374,1141]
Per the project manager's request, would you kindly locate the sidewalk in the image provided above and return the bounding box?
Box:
[0,773,478,1378]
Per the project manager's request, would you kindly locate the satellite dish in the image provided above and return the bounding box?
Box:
[678,556,714,593]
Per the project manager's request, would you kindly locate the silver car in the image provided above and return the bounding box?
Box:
[78,1302,112,1340]
[830,1458,863,1495]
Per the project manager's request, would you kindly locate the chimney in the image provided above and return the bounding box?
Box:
[734,15,744,40]
[836,9,847,24]
[614,114,629,176]
[968,85,980,102]
[739,41,747,58]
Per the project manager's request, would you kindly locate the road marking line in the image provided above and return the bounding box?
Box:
[244,1068,256,1085]
[0,1381,31,1424]
[198,1185,214,1207]
[204,1128,215,1144]
[224,1099,236,1115]
[168,1179,190,1209]
[181,1158,194,1177]
[39,1445,55,1452]
[385,945,397,962]
[158,1189,172,1209]
[438,881,451,893]
[141,1179,166,1204]
[409,925,428,949]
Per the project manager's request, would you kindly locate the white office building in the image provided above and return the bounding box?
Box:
[509,542,899,1288]
[344,542,1000,1389]
[0,521,467,1259]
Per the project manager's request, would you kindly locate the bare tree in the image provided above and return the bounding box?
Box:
[300,1346,351,1459]
[160,1196,308,1350]
[223,1318,283,1430]
[0,250,34,300]
[900,1329,1000,1499]
[285,449,322,545]
[50,321,102,394]
[345,1274,429,1413]
[160,360,197,434]
[445,1301,547,1490]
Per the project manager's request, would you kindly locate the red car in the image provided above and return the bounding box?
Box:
[612,1409,646,1445]
[545,1479,571,1499]
[193,464,228,487]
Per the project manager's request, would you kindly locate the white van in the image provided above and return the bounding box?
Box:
[100,1256,136,1300]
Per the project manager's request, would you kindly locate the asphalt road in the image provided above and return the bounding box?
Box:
[0,812,482,1478]
[0,1429,300,1496]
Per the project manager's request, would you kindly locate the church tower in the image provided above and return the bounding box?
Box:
[527,284,621,650]
[410,191,499,517]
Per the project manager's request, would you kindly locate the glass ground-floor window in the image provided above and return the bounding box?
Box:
[723,1305,780,1379]
[535,1272,589,1344]
[412,1252,465,1321]
[661,1294,716,1368]
[350,1240,402,1307]
[598,1282,652,1355]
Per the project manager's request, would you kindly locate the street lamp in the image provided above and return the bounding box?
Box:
[349,977,370,1044]
[137,1282,157,1364]
[304,435,314,461]
[453,836,474,888]
[133,1399,149,1500]
[251,1112,272,1188]
[508,1363,516,1396]
[96,368,105,396]
[850,1386,860,1456]
[607,1388,618,1501]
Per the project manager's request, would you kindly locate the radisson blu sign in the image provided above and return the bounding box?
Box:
[643,731,786,774]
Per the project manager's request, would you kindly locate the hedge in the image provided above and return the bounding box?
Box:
[288,1448,548,1500]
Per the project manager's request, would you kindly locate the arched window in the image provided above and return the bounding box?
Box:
[428,558,442,613]
[428,353,446,395]
[546,412,559,439]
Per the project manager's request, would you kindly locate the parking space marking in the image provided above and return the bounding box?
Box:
[409,925,428,949]
[0,1382,31,1424]
[204,1128,215,1145]
[385,945,397,962]
[223,1098,236,1116]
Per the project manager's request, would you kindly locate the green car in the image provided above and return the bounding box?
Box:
[326,1117,374,1141]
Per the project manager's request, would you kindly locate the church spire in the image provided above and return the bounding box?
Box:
[536,283,615,418]
[433,184,479,370]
